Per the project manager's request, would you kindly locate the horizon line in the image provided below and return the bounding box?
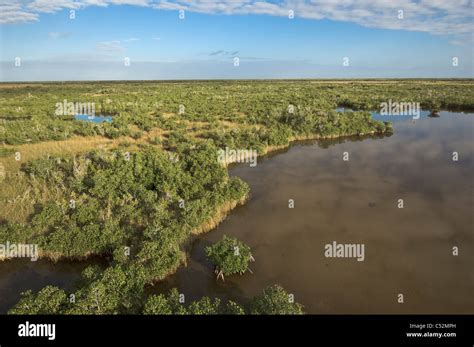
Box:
[2,77,474,84]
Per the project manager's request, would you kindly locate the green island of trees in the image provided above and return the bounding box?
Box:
[206,235,255,281]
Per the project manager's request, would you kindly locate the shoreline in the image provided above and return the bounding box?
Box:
[146,128,392,286]
[0,195,249,264]
[0,127,390,266]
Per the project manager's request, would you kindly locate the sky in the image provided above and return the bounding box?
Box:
[0,0,473,81]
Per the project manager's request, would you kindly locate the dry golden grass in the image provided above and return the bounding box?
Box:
[191,195,248,235]
[1,127,170,171]
[0,171,69,223]
[0,127,169,222]
[0,84,43,89]
[0,116,258,224]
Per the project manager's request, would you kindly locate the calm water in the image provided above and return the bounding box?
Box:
[74,114,113,123]
[0,259,106,313]
[0,111,473,313]
[152,110,474,313]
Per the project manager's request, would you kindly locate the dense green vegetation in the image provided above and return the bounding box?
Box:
[249,285,304,315]
[3,142,254,314]
[1,80,472,315]
[144,284,303,315]
[1,142,249,264]
[6,79,467,146]
[206,235,255,280]
[10,281,302,315]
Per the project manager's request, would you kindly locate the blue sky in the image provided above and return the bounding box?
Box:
[0,1,473,81]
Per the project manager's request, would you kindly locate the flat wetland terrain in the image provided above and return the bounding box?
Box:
[0,80,473,314]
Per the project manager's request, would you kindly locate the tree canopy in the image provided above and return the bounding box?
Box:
[250,285,304,315]
[206,235,255,280]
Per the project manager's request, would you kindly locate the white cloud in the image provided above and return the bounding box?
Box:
[152,0,473,37]
[0,1,39,24]
[49,31,72,39]
[95,38,138,53]
[209,50,239,56]
[96,40,125,52]
[1,0,473,38]
[27,0,82,14]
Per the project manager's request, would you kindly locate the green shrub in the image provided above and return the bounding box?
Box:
[206,235,254,280]
[250,285,304,315]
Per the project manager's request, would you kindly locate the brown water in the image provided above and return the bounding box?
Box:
[0,111,473,313]
[152,111,474,313]
[0,258,105,313]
